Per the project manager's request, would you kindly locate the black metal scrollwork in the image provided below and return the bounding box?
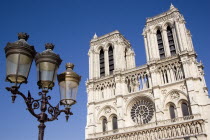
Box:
[6,86,72,123]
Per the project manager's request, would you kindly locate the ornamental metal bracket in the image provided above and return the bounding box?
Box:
[5,86,73,140]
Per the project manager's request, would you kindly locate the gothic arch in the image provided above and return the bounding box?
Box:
[163,89,188,119]
[97,105,117,123]
[99,115,107,121]
[153,25,162,33]
[166,101,176,108]
[104,42,114,50]
[95,45,105,53]
[178,99,188,108]
[165,101,177,119]
[108,113,117,122]
[162,20,174,30]
[99,116,108,132]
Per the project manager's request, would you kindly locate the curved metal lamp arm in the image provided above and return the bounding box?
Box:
[6,86,73,122]
[6,87,40,119]
[47,102,73,122]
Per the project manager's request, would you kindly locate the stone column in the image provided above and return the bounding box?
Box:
[172,26,180,53]
[162,29,171,57]
[104,49,109,76]
[151,32,160,60]
[175,21,184,52]
[95,52,100,78]
[143,35,150,62]
[115,73,125,128]
[88,50,93,79]
[87,103,96,135]
[130,50,136,68]
[187,31,194,52]
[146,32,155,61]
[178,21,190,51]
[169,67,175,82]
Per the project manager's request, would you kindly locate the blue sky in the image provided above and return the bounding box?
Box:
[0,0,209,140]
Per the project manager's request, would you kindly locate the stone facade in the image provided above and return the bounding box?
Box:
[86,4,210,140]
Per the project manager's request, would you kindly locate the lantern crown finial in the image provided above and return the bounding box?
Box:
[66,63,74,70]
[45,43,54,50]
[18,32,29,41]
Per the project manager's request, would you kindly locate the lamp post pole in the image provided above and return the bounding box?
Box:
[4,33,81,140]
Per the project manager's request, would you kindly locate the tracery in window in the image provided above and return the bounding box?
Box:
[167,26,176,56]
[130,99,154,124]
[156,29,165,59]
[100,49,105,77]
[108,46,114,74]
[112,116,118,130]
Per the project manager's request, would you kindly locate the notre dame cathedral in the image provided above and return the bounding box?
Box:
[85,4,210,140]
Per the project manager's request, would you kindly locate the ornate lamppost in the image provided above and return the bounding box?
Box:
[4,33,81,140]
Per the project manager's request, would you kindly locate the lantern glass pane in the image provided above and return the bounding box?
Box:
[18,54,32,77]
[59,80,78,106]
[37,62,57,82]
[66,80,78,101]
[59,81,65,102]
[6,53,32,83]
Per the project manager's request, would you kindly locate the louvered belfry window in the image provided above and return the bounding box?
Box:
[108,46,114,74]
[167,26,176,56]
[100,49,105,77]
[156,30,165,59]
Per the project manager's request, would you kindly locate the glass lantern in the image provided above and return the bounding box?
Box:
[35,43,62,90]
[4,33,36,86]
[58,63,81,108]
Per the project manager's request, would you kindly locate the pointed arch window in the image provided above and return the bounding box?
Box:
[100,49,105,77]
[167,26,176,56]
[108,46,114,74]
[112,116,118,130]
[169,104,176,119]
[156,30,165,59]
[102,118,107,132]
[181,103,190,116]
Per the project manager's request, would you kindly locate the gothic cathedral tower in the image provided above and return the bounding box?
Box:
[86,5,210,140]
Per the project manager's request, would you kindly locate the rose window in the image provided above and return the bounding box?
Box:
[130,99,154,124]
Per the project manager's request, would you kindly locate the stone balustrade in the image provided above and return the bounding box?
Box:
[123,65,151,93]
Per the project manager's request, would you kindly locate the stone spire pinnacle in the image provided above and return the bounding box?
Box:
[93,33,98,39]
[170,3,175,10]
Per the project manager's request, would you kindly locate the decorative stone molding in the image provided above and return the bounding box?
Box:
[161,89,167,95]
[96,106,100,111]
[87,115,204,140]
[180,85,186,91]
[170,91,180,101]
[147,12,177,26]
[104,107,111,114]
[90,33,130,47]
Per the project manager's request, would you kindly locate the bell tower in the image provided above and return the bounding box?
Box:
[86,30,136,137]
[88,30,136,80]
[143,4,195,63]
